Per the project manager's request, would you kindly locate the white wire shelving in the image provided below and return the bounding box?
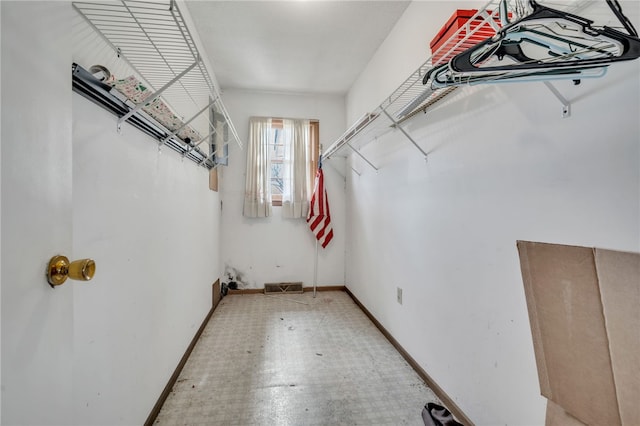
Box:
[72,0,242,169]
[322,0,596,169]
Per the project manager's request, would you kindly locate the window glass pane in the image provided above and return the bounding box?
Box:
[271,162,282,178]
[271,162,283,195]
[269,128,285,159]
[271,179,283,195]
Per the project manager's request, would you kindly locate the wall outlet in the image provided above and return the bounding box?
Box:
[397,287,403,305]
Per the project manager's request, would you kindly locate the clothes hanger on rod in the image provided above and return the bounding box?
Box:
[427,62,608,89]
[422,0,640,87]
[423,28,616,89]
[467,23,624,66]
[606,0,638,37]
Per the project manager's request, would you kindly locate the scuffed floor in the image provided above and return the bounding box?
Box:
[155,291,440,425]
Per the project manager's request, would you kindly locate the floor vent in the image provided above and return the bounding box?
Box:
[264,282,304,294]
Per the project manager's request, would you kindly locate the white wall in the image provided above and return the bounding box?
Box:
[72,97,220,424]
[220,89,346,289]
[345,1,640,425]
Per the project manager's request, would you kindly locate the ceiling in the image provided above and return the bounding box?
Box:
[186,1,411,95]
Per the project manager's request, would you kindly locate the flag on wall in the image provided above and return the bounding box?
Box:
[307,158,333,249]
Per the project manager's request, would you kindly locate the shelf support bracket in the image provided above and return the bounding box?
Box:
[198,140,231,168]
[543,81,571,118]
[199,149,217,167]
[184,128,217,158]
[382,109,428,160]
[160,97,218,148]
[117,58,201,132]
[346,142,378,172]
[323,159,346,180]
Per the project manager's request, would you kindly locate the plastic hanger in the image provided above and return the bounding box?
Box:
[447,0,640,74]
[422,0,640,88]
[427,62,609,88]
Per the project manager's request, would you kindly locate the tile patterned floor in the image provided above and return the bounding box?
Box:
[155,291,440,425]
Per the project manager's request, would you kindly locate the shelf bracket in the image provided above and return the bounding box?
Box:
[543,81,571,118]
[184,128,217,158]
[346,142,378,172]
[117,58,201,132]
[160,97,218,148]
[382,109,428,160]
[199,149,217,167]
[198,140,231,167]
[323,160,347,180]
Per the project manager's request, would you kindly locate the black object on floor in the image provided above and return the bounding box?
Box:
[422,402,464,426]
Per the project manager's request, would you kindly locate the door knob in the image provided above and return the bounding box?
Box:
[47,255,96,287]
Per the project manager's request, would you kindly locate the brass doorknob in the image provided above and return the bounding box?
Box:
[47,255,96,287]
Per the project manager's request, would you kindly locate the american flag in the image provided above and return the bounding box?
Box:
[307,161,333,249]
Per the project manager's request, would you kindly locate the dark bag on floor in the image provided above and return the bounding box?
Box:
[422,402,463,426]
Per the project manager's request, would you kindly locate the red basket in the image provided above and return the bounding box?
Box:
[430,9,501,66]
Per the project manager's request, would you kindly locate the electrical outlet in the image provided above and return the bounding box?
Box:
[397,287,403,305]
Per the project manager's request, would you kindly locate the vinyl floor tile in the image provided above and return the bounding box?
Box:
[155,291,440,425]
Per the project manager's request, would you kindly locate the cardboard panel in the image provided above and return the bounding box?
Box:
[595,249,640,425]
[546,400,585,426]
[209,168,218,192]
[517,241,620,425]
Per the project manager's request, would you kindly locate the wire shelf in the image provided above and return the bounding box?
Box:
[323,0,516,162]
[72,0,243,162]
[323,0,612,164]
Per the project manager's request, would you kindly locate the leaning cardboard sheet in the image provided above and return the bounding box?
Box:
[517,241,639,426]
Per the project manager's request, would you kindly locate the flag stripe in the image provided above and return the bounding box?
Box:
[307,167,333,249]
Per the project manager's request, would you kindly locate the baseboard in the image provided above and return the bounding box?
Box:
[304,285,345,292]
[227,288,263,295]
[144,280,219,426]
[344,287,475,426]
[228,285,346,295]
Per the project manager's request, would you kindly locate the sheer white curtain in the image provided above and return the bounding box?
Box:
[243,117,272,218]
[281,119,311,219]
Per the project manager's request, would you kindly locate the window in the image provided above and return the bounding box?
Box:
[269,119,319,206]
[243,117,319,218]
